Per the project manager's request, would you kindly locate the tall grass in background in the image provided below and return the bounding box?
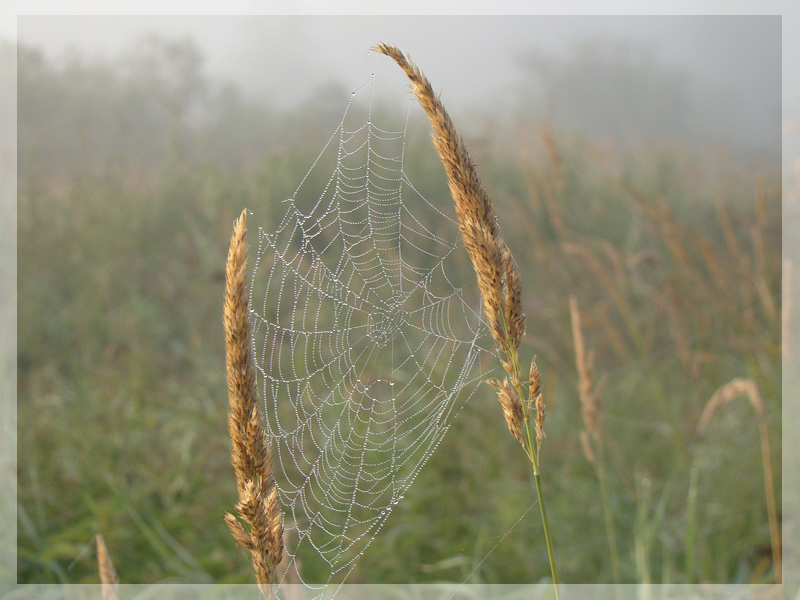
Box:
[466,121,781,586]
[16,43,781,587]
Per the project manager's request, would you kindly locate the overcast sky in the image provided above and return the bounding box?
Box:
[3,2,799,162]
[12,14,788,110]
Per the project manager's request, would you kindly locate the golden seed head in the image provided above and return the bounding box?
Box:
[525,357,546,455]
[569,296,604,440]
[487,378,525,448]
[534,392,546,455]
[529,357,541,404]
[579,430,595,465]
[224,209,284,590]
[373,43,523,361]
[501,244,525,350]
[96,533,119,600]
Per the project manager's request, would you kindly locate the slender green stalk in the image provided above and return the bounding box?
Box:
[685,464,699,584]
[526,419,561,598]
[503,332,561,600]
[634,475,653,600]
[594,443,623,588]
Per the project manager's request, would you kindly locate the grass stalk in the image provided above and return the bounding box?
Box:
[685,464,699,583]
[698,378,781,585]
[569,296,622,588]
[374,43,560,597]
[595,444,622,585]
[223,209,285,597]
[96,533,119,600]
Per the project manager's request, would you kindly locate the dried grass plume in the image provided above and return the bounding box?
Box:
[698,377,780,584]
[96,534,119,600]
[487,377,525,448]
[224,209,284,596]
[372,43,524,360]
[569,296,605,445]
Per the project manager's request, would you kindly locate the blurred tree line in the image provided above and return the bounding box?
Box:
[517,40,692,143]
[514,38,779,156]
[17,34,358,186]
[18,34,778,190]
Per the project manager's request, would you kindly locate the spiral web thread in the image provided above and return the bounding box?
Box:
[249,71,493,592]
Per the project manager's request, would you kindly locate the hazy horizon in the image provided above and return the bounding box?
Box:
[16,15,784,155]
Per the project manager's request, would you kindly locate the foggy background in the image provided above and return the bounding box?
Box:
[14,15,784,159]
[7,9,796,589]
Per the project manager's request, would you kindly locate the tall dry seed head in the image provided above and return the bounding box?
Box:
[96,534,119,600]
[223,209,284,597]
[567,296,622,584]
[372,45,521,353]
[374,44,560,595]
[372,43,537,449]
[569,296,604,445]
[486,376,525,448]
[530,358,546,454]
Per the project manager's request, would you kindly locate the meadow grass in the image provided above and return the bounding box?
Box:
[16,65,781,587]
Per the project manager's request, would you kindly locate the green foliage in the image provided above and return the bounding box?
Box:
[16,40,781,587]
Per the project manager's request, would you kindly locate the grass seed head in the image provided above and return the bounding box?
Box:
[224,209,285,594]
[698,377,764,432]
[96,534,119,600]
[487,377,525,448]
[373,43,516,355]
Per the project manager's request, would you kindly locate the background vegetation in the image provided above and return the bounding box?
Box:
[17,35,782,586]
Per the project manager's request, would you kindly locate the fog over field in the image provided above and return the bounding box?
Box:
[15,15,784,156]
[4,6,799,594]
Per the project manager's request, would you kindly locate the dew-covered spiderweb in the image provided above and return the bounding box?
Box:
[249,65,494,592]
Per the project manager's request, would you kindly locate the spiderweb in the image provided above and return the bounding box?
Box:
[249,67,494,592]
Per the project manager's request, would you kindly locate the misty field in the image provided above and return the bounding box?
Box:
[16,36,782,588]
